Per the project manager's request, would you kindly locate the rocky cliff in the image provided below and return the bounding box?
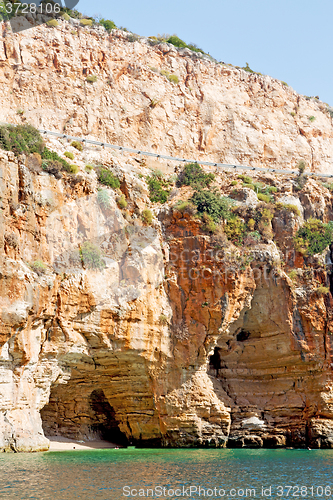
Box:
[1,19,333,451]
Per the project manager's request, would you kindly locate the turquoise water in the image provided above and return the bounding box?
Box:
[1,448,333,499]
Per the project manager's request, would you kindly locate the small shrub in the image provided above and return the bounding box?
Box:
[64,151,74,160]
[224,218,246,245]
[308,115,316,122]
[62,13,70,21]
[16,109,24,115]
[160,69,179,84]
[42,148,71,172]
[80,241,105,270]
[0,124,44,156]
[288,269,298,282]
[281,81,288,86]
[85,164,94,172]
[97,189,110,209]
[71,141,83,151]
[99,18,116,31]
[266,186,278,193]
[166,35,187,48]
[298,160,306,174]
[175,200,197,215]
[238,174,253,185]
[294,218,333,256]
[80,18,93,26]
[283,204,301,217]
[295,161,308,190]
[290,111,296,117]
[86,75,98,83]
[244,230,261,245]
[231,180,238,186]
[69,164,79,174]
[316,285,329,296]
[146,173,170,203]
[257,193,271,203]
[98,169,120,189]
[201,213,217,233]
[5,232,18,248]
[42,160,63,179]
[159,314,168,325]
[242,62,254,73]
[247,218,255,231]
[178,163,215,189]
[46,19,59,27]
[191,191,235,222]
[141,208,153,225]
[30,260,47,275]
[117,194,128,209]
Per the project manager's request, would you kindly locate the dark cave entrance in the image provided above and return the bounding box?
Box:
[41,385,128,446]
[209,347,222,377]
[89,389,128,445]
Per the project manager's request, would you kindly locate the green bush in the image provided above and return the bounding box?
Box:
[283,204,301,217]
[117,194,127,209]
[247,230,261,242]
[97,189,110,209]
[294,218,333,256]
[308,115,316,122]
[46,19,59,27]
[29,259,47,275]
[80,241,105,270]
[288,269,298,282]
[99,18,116,31]
[191,190,235,223]
[86,75,97,83]
[42,148,71,172]
[64,151,74,160]
[42,160,63,179]
[159,314,168,325]
[201,213,216,233]
[141,208,153,225]
[80,18,93,26]
[316,285,329,295]
[257,193,271,203]
[238,174,253,185]
[224,218,246,245]
[69,164,79,174]
[160,70,179,84]
[0,124,44,156]
[175,200,197,215]
[98,169,120,189]
[231,180,238,186]
[146,173,170,203]
[242,62,254,73]
[62,12,70,20]
[71,140,83,151]
[186,43,204,54]
[298,160,306,174]
[85,164,94,172]
[247,218,255,231]
[178,163,215,189]
[166,35,187,48]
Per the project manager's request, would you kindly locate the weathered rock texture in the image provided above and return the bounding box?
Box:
[0,20,333,451]
[0,20,333,173]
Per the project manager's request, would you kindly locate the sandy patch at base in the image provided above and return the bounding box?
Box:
[47,436,119,451]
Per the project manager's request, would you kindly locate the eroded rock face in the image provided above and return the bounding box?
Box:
[0,21,333,174]
[1,21,333,451]
[1,149,333,449]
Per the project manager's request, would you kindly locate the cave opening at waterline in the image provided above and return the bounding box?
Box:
[41,384,128,446]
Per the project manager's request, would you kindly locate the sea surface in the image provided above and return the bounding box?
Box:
[0,448,333,500]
